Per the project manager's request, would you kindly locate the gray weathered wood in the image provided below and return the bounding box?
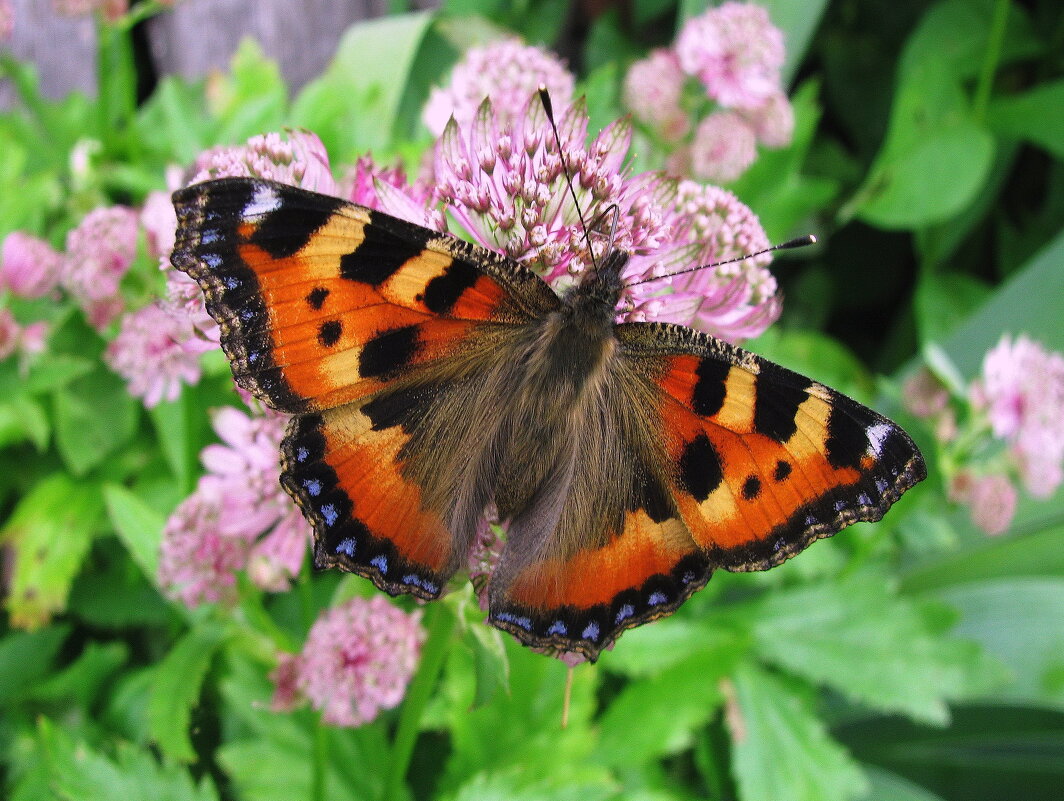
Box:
[0,0,98,106]
[145,0,399,95]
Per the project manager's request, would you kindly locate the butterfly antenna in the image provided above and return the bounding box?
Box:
[624,234,817,289]
[539,87,601,269]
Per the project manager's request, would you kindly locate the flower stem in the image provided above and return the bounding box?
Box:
[385,603,455,801]
[973,0,1010,122]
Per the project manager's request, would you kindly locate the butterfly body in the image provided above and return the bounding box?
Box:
[172,178,926,661]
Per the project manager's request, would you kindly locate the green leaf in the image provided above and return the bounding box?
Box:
[53,367,139,476]
[940,226,1064,376]
[852,117,994,229]
[0,353,95,397]
[0,625,70,702]
[148,621,227,762]
[605,617,748,677]
[988,80,1064,158]
[2,474,102,629]
[752,574,1002,724]
[730,663,868,801]
[104,484,166,581]
[595,650,733,767]
[291,12,435,160]
[902,526,1064,592]
[149,389,204,496]
[859,765,949,801]
[211,38,287,145]
[0,395,49,451]
[33,717,220,801]
[914,271,992,345]
[935,578,1064,707]
[451,767,617,801]
[25,641,128,707]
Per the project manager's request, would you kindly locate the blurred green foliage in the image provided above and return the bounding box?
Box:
[2,1,1063,800]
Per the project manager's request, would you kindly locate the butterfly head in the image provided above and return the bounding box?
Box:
[567,248,630,321]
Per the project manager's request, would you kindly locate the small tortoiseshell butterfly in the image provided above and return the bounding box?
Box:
[171,178,926,661]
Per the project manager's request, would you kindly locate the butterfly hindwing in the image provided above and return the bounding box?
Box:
[171,178,557,413]
[621,322,926,570]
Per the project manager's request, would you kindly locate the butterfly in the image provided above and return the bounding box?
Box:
[171,177,926,662]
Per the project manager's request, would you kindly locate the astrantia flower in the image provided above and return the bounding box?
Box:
[435,96,671,284]
[61,205,139,329]
[622,49,690,142]
[676,1,785,110]
[743,89,795,148]
[1,231,62,298]
[165,269,220,345]
[974,334,1064,498]
[191,130,338,195]
[158,406,312,606]
[141,189,178,259]
[105,302,212,407]
[423,37,574,137]
[688,111,758,183]
[949,471,1017,536]
[341,155,444,230]
[623,181,778,341]
[157,489,246,608]
[270,597,425,727]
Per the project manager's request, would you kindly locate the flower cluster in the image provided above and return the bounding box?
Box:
[623,2,794,182]
[271,597,425,727]
[431,94,780,340]
[157,406,312,606]
[423,37,574,138]
[905,334,1064,535]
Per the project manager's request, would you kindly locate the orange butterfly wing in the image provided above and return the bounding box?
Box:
[172,179,559,596]
[486,322,925,660]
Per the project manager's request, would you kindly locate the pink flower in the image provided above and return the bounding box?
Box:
[623,181,779,341]
[0,309,19,360]
[157,489,246,608]
[158,406,312,606]
[423,37,574,137]
[743,89,795,148]
[622,49,690,142]
[191,131,338,195]
[949,471,1017,536]
[1,231,62,298]
[105,302,211,407]
[61,205,139,329]
[688,111,758,183]
[165,269,220,345]
[141,190,178,259]
[270,597,425,727]
[975,334,1064,498]
[676,2,786,110]
[434,96,670,283]
[340,155,444,230]
[904,368,950,419]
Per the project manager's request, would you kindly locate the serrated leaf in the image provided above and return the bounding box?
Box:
[25,641,128,707]
[595,649,735,767]
[0,625,70,702]
[104,483,165,581]
[752,574,1000,724]
[2,474,102,629]
[148,622,227,762]
[53,367,139,476]
[730,664,868,801]
[34,717,219,801]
